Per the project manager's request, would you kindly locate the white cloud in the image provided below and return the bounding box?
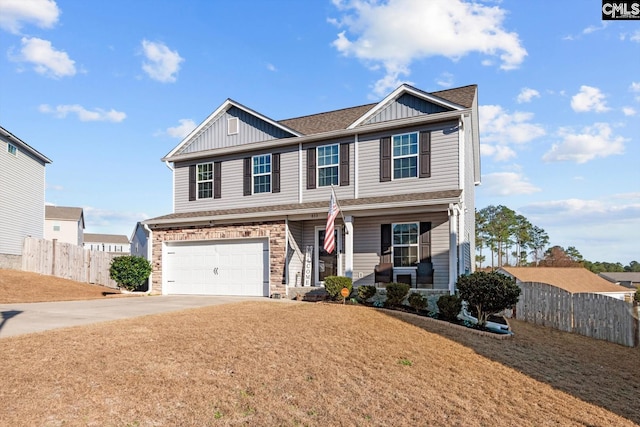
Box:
[631,82,640,92]
[39,104,126,122]
[166,119,196,138]
[0,0,59,34]
[522,195,640,224]
[622,107,636,116]
[141,40,183,83]
[583,22,608,34]
[516,87,540,103]
[330,0,526,97]
[631,30,640,42]
[436,72,454,88]
[266,63,277,72]
[12,36,75,78]
[542,122,625,164]
[480,172,541,196]
[82,206,149,234]
[571,85,610,113]
[479,104,546,145]
[480,143,516,161]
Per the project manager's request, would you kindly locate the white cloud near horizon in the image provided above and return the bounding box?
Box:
[82,206,150,235]
[330,0,527,97]
[480,171,541,196]
[571,85,610,113]
[39,104,126,122]
[12,36,75,78]
[542,122,625,163]
[141,40,183,83]
[622,106,636,116]
[522,194,640,225]
[166,119,196,138]
[0,0,59,34]
[479,104,545,161]
[516,87,540,103]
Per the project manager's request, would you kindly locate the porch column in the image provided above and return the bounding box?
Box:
[448,204,459,295]
[344,215,353,279]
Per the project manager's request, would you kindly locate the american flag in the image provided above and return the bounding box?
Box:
[323,190,340,254]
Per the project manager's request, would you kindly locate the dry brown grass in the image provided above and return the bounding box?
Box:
[1,294,639,426]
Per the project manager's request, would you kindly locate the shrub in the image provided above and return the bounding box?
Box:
[456,271,521,327]
[635,287,640,304]
[408,292,427,311]
[324,276,353,301]
[437,294,462,321]
[109,255,152,292]
[385,282,410,306]
[357,285,377,302]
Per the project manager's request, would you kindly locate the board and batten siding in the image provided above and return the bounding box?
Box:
[0,139,46,255]
[357,121,460,198]
[364,93,449,125]
[351,213,450,290]
[177,106,295,156]
[174,145,299,212]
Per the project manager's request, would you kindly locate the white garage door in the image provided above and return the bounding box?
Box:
[163,239,269,296]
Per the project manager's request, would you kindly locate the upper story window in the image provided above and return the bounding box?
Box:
[392,222,419,267]
[53,224,60,231]
[317,144,339,187]
[252,154,271,194]
[7,143,17,155]
[393,132,418,179]
[197,163,213,199]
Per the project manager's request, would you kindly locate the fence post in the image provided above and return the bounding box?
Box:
[51,238,57,276]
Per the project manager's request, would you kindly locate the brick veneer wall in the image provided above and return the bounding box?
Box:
[150,220,286,296]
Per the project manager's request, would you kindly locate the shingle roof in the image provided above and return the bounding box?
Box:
[500,267,634,294]
[599,272,640,285]
[45,206,83,221]
[84,233,130,244]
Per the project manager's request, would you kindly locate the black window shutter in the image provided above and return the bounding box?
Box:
[189,164,196,201]
[380,137,391,182]
[307,147,316,189]
[380,224,392,264]
[340,143,349,186]
[420,222,432,262]
[419,131,431,178]
[213,161,221,199]
[243,157,252,196]
[272,153,280,193]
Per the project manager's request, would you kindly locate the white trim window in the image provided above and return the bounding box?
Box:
[7,143,17,155]
[197,163,213,199]
[253,154,271,194]
[317,143,339,187]
[392,132,418,179]
[392,222,419,267]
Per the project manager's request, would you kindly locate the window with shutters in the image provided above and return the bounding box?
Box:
[197,163,213,199]
[252,154,271,194]
[317,144,339,187]
[392,132,418,179]
[392,222,419,267]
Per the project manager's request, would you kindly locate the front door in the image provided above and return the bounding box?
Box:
[315,226,342,285]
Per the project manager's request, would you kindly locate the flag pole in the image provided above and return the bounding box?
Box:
[330,185,348,234]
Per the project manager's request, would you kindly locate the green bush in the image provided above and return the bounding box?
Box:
[457,271,521,327]
[109,255,152,292]
[635,287,640,304]
[385,282,410,306]
[324,276,353,301]
[408,292,427,311]
[437,294,462,321]
[357,285,377,302]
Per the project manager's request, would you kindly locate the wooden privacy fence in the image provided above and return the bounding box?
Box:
[513,281,639,347]
[22,237,121,288]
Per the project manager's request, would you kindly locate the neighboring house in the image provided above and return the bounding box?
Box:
[500,267,636,301]
[599,272,640,289]
[45,206,85,246]
[83,233,130,253]
[130,222,151,260]
[0,126,52,269]
[144,84,480,297]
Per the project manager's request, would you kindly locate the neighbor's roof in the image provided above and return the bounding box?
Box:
[83,233,129,244]
[599,272,640,284]
[45,206,84,222]
[500,267,635,294]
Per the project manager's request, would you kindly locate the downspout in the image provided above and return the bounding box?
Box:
[143,222,153,294]
[448,203,461,295]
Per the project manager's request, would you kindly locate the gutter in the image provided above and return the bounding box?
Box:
[143,222,153,294]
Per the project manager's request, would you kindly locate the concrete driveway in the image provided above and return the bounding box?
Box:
[0,295,266,338]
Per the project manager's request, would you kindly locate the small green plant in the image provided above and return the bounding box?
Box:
[635,287,640,303]
[385,282,410,306]
[437,294,462,321]
[213,411,223,419]
[407,292,427,311]
[357,285,377,302]
[109,255,152,292]
[324,276,353,301]
[398,358,412,366]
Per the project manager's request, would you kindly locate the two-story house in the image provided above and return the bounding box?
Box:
[45,205,85,246]
[144,84,480,297]
[0,126,52,269]
[83,233,130,253]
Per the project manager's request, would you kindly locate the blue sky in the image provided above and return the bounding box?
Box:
[1,0,638,264]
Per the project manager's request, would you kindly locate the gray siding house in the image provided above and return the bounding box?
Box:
[144,84,480,297]
[0,126,52,269]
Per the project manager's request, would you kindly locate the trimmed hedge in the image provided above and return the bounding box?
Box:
[408,292,427,311]
[385,282,410,306]
[324,276,353,301]
[437,294,462,321]
[357,285,377,302]
[109,255,152,292]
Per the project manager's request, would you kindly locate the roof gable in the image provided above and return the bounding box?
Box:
[45,206,84,225]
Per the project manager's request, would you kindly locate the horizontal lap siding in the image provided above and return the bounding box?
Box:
[175,146,298,212]
[287,221,304,286]
[301,139,354,203]
[357,122,460,198]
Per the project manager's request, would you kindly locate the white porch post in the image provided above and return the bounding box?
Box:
[448,204,459,295]
[344,215,354,279]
